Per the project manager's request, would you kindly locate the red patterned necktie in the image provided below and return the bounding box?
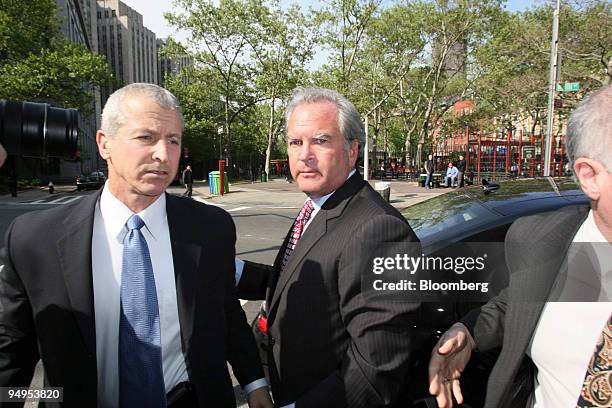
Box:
[576,313,611,407]
[281,199,314,269]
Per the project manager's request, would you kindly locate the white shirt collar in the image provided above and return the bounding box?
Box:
[99,182,167,243]
[573,209,609,243]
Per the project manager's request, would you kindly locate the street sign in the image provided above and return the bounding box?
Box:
[522,146,536,160]
[556,82,581,92]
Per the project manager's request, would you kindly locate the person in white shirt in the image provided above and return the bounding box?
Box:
[0,83,272,407]
[428,85,612,408]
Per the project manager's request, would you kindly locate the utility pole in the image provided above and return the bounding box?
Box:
[364,115,369,180]
[544,0,561,177]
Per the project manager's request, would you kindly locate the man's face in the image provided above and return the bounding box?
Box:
[97,94,182,204]
[287,102,358,198]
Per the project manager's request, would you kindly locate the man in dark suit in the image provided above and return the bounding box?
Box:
[236,87,420,407]
[0,83,272,407]
[424,154,434,189]
[429,85,612,408]
[456,155,466,188]
[181,165,193,197]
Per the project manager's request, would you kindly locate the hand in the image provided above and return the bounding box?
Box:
[0,143,6,168]
[428,322,475,408]
[247,387,273,408]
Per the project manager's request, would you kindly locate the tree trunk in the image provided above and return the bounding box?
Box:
[264,97,275,179]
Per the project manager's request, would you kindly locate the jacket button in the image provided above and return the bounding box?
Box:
[268,336,276,345]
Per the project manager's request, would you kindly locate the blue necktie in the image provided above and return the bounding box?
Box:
[119,214,166,407]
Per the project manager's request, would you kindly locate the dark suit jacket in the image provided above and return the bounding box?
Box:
[462,204,590,408]
[237,172,421,407]
[0,191,263,407]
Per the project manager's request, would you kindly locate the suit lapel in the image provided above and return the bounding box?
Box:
[57,191,101,356]
[166,195,202,362]
[269,172,366,313]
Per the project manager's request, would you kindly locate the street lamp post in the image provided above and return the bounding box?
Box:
[544,0,561,177]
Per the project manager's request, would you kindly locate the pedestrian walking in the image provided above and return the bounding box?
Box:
[424,154,434,189]
[8,170,17,197]
[457,155,466,187]
[181,164,193,197]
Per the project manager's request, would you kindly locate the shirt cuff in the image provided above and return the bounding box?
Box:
[235,258,245,286]
[279,404,295,408]
[243,378,269,394]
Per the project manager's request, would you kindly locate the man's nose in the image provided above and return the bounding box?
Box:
[297,142,313,161]
[152,140,169,162]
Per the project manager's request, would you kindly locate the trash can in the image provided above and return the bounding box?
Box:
[374,181,391,202]
[260,171,268,182]
[419,174,427,187]
[208,171,229,195]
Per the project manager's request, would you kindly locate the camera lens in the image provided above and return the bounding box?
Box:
[0,100,79,159]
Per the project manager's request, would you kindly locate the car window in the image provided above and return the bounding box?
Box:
[401,192,498,243]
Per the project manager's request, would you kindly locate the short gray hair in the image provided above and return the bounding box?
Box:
[285,87,365,155]
[566,85,612,172]
[101,83,183,135]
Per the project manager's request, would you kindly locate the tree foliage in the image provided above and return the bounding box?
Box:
[163,0,609,171]
[0,0,111,112]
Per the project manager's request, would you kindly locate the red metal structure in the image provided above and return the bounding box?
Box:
[433,126,568,184]
[219,159,226,196]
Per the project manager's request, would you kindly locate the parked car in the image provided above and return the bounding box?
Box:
[76,171,106,191]
[250,177,588,407]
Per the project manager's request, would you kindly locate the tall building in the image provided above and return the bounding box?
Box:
[432,37,467,79]
[56,0,102,176]
[96,0,158,102]
[157,38,193,86]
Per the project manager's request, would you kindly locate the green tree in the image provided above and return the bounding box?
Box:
[0,0,111,113]
[167,0,267,160]
[246,2,314,177]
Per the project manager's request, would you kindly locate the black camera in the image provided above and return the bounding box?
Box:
[0,100,79,159]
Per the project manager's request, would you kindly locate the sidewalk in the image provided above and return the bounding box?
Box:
[1,178,448,210]
[188,178,446,210]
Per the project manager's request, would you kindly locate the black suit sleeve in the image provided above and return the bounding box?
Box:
[461,289,508,352]
[0,220,39,387]
[235,261,272,301]
[221,217,266,389]
[460,214,529,351]
[297,214,420,408]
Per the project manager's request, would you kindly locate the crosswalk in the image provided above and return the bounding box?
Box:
[10,195,85,205]
[193,197,298,213]
[7,194,299,214]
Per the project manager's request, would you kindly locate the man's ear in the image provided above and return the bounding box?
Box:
[574,158,604,201]
[96,130,112,160]
[348,139,359,167]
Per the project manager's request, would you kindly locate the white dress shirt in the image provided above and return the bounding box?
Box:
[528,210,612,408]
[92,185,188,407]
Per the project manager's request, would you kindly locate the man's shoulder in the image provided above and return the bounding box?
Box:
[349,182,406,220]
[507,204,589,241]
[166,194,233,222]
[7,195,95,243]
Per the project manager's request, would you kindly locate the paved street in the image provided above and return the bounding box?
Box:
[0,178,444,407]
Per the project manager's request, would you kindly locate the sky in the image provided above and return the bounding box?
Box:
[122,0,543,43]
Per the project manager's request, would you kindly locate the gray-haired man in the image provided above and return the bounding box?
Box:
[0,83,272,407]
[429,85,612,408]
[236,87,421,407]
